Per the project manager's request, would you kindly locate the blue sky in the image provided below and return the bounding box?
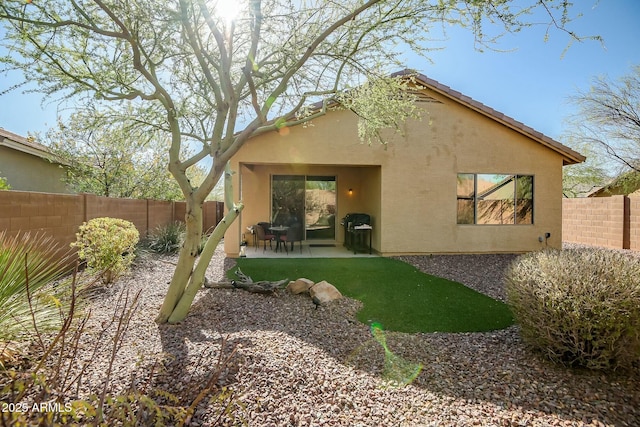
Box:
[401,0,640,143]
[1,0,639,148]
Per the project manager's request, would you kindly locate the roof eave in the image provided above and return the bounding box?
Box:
[0,129,69,166]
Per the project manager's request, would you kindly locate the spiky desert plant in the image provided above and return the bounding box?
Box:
[0,232,74,363]
[146,221,210,255]
[146,221,185,254]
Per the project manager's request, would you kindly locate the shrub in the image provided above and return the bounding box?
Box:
[146,222,210,255]
[146,221,185,254]
[72,217,139,284]
[0,175,9,190]
[506,248,640,370]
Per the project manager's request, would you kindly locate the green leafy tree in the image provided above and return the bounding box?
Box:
[0,0,587,323]
[565,64,640,195]
[44,107,206,200]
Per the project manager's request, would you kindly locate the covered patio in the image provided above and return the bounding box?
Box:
[228,161,381,258]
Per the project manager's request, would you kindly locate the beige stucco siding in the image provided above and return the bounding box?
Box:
[0,146,70,194]
[226,87,565,256]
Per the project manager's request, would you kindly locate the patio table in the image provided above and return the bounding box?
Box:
[269,225,289,252]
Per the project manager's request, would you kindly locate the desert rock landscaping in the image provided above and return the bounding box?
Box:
[57,243,640,426]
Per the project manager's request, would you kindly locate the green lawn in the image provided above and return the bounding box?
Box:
[230,257,514,333]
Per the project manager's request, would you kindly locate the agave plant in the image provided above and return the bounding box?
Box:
[0,232,75,352]
[146,221,185,254]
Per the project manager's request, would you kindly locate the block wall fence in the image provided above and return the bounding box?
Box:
[562,194,640,251]
[0,190,224,251]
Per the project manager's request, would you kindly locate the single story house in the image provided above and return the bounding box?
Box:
[0,128,71,194]
[225,70,585,257]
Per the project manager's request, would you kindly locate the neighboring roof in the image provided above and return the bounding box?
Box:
[0,128,67,165]
[587,171,640,197]
[391,69,586,166]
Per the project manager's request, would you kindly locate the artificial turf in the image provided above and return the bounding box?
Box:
[230,257,514,333]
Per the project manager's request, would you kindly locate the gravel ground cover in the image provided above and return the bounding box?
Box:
[72,243,639,426]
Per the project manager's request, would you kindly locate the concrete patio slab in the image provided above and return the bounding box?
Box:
[242,243,377,258]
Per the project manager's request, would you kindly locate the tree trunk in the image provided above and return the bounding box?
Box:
[156,163,241,324]
[166,203,243,324]
[155,200,203,324]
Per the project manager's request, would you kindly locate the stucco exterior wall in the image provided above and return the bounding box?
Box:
[0,146,70,193]
[226,87,566,256]
[236,163,381,248]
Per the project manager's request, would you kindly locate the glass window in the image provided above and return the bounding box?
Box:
[515,175,534,224]
[456,174,475,224]
[305,176,336,240]
[272,175,304,226]
[457,173,533,225]
[477,174,515,224]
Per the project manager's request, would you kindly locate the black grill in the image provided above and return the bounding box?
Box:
[341,213,372,254]
[341,213,370,227]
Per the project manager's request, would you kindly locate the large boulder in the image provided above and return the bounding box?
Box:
[286,278,315,294]
[309,280,342,305]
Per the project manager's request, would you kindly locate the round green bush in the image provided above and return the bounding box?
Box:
[72,217,139,283]
[506,248,640,370]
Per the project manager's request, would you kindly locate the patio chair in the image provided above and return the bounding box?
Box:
[280,223,303,254]
[255,223,275,251]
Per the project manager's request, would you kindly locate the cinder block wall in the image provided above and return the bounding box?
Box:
[148,200,175,231]
[85,194,149,234]
[204,200,225,232]
[562,195,637,250]
[0,191,84,249]
[630,194,640,251]
[0,190,223,254]
[170,200,224,232]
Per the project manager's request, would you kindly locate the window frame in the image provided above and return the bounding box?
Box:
[456,173,534,225]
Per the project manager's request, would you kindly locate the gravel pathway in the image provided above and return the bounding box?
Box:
[73,244,640,426]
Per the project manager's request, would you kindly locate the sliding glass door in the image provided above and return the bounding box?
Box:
[305,176,336,240]
[271,175,336,241]
[271,175,305,227]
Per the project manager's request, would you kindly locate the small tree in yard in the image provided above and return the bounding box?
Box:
[0,0,589,324]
